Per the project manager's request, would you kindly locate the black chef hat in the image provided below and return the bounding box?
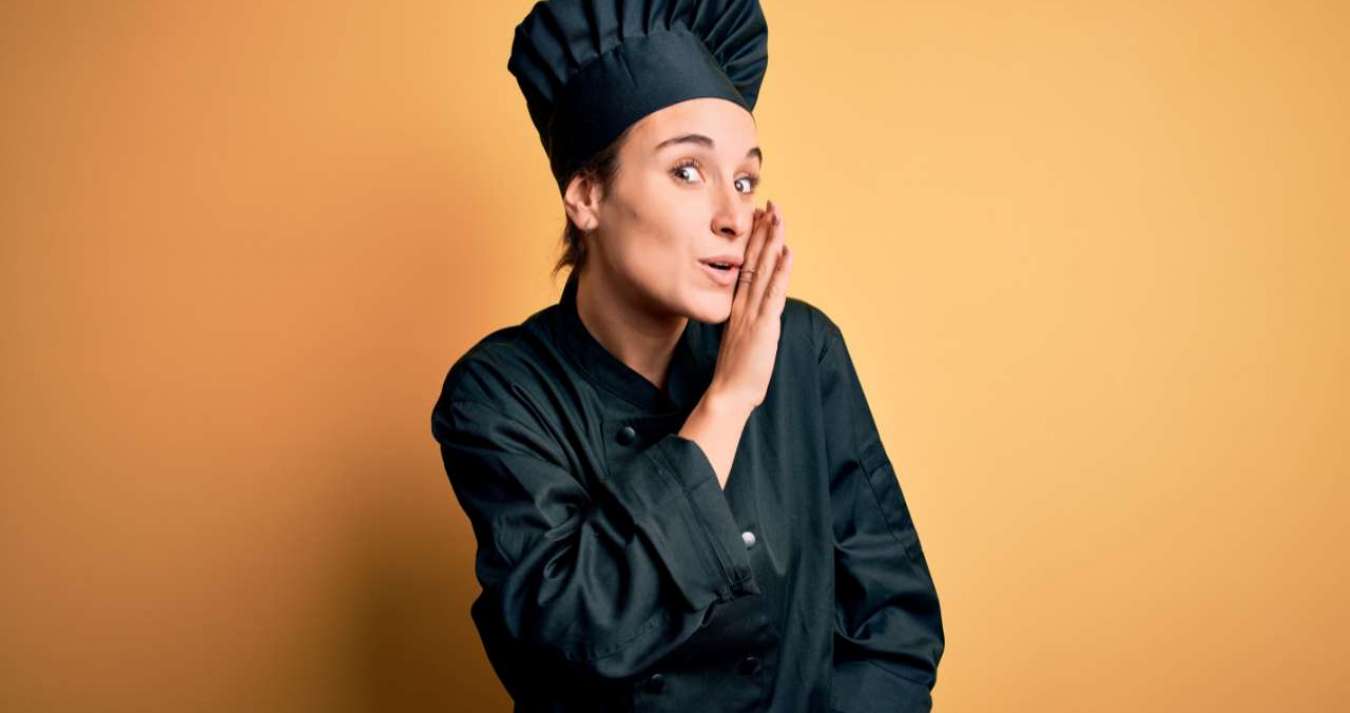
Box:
[507,0,769,195]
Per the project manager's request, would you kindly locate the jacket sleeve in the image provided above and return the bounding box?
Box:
[818,319,945,713]
[429,391,759,687]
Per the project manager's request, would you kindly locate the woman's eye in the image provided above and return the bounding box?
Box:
[671,161,759,194]
[671,163,701,183]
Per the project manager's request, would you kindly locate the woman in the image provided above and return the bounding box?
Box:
[430,1,944,711]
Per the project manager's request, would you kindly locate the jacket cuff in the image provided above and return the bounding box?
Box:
[603,433,760,611]
[832,659,933,713]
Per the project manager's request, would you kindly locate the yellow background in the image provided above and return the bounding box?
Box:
[3,1,1346,711]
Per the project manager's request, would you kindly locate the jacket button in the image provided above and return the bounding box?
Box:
[741,530,756,548]
[736,655,762,676]
[616,425,637,445]
[642,672,667,693]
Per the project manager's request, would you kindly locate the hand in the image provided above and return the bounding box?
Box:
[708,199,792,411]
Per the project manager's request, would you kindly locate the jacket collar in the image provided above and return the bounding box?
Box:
[550,270,715,415]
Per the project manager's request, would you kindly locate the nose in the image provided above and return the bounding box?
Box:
[710,185,752,240]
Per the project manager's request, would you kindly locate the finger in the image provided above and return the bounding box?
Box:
[747,202,784,317]
[732,208,762,310]
[759,207,790,317]
[734,203,771,309]
[761,242,792,319]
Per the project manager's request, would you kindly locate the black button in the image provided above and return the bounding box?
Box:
[616,425,637,445]
[736,655,762,676]
[642,672,667,692]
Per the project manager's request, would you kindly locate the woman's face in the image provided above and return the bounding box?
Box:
[586,97,762,325]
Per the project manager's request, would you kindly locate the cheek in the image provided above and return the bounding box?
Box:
[627,206,693,261]
[622,230,689,284]
[606,180,704,285]
[604,222,671,284]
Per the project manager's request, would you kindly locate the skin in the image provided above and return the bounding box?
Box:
[562,97,793,488]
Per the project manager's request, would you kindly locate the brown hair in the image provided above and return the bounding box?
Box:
[550,124,633,281]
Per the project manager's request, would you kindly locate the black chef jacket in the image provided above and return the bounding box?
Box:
[430,270,944,713]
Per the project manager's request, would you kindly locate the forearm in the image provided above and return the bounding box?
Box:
[679,387,755,489]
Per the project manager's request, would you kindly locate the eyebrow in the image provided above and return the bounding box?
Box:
[654,133,763,165]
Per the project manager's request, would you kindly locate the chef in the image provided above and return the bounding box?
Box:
[431,1,944,710]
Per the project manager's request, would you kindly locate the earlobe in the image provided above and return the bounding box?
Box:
[563,173,601,232]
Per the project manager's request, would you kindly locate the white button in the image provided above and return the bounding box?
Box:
[741,530,756,547]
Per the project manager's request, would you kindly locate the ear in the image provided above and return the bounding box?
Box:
[562,171,603,232]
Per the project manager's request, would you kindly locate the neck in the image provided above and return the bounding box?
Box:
[574,266,688,392]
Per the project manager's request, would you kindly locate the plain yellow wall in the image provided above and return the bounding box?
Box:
[2,1,1346,711]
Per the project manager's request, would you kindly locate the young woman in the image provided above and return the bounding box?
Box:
[430,2,944,711]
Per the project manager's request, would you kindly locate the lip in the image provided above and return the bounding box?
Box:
[698,259,739,288]
[699,254,744,268]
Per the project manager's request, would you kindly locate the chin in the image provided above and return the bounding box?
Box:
[687,291,734,324]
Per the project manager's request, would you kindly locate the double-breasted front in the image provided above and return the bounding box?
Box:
[430,271,944,712]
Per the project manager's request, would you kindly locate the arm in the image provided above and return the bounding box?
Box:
[819,320,945,713]
[680,387,756,489]
[430,392,759,689]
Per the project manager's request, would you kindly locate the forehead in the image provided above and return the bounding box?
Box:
[628,97,758,154]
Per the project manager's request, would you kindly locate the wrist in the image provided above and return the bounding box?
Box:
[700,386,755,423]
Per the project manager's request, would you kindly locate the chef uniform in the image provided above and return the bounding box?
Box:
[430,1,944,711]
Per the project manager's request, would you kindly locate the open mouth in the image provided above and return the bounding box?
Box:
[699,259,740,286]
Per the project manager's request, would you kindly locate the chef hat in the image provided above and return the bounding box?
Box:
[507,0,769,194]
